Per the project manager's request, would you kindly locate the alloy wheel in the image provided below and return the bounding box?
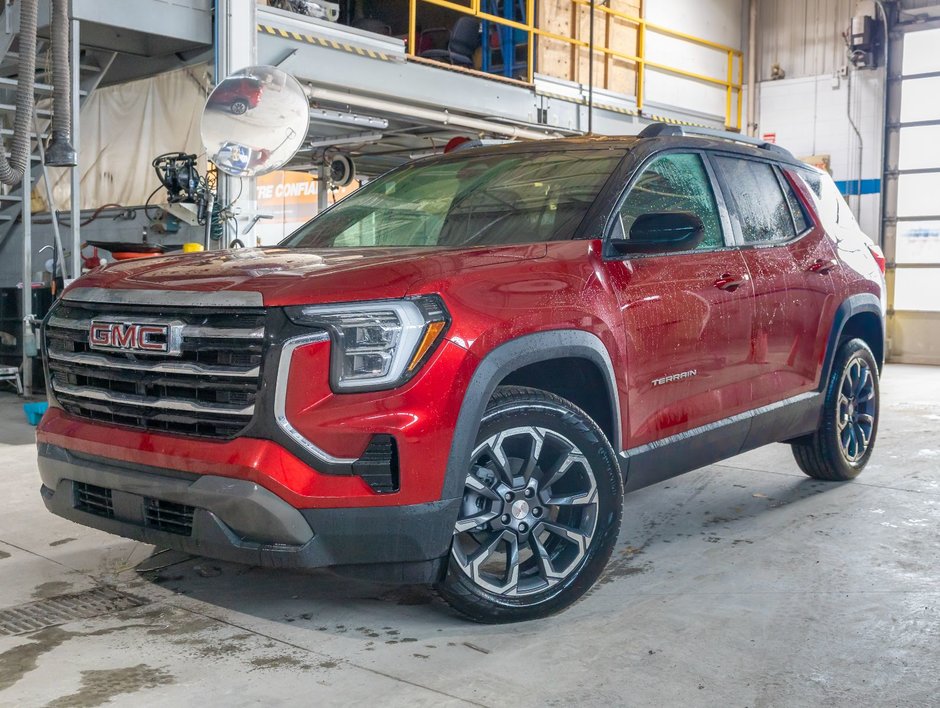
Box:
[836,356,876,463]
[451,426,599,597]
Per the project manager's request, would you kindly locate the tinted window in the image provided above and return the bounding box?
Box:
[619,153,724,249]
[715,157,796,244]
[282,150,624,249]
[780,170,809,233]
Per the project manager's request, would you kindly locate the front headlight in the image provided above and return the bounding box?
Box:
[285,296,450,392]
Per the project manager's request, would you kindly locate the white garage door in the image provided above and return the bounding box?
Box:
[885,26,940,363]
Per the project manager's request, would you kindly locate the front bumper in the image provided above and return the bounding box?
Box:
[39,443,460,578]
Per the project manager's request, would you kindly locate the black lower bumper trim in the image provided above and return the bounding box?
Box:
[38,444,460,579]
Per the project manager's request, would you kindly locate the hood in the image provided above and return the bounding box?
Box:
[68,245,547,307]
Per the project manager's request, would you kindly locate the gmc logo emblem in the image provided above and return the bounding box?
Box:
[88,321,178,355]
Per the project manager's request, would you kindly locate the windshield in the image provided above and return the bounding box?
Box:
[281,149,624,249]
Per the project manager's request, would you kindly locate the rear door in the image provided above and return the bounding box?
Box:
[604,151,756,449]
[711,155,839,406]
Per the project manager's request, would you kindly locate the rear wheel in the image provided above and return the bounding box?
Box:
[230,99,249,115]
[436,386,623,623]
[791,338,880,481]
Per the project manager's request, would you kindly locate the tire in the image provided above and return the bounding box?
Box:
[230,99,249,115]
[791,338,880,481]
[436,386,623,623]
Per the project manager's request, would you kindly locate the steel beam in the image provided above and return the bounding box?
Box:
[216,0,257,249]
[69,0,212,46]
[258,25,723,143]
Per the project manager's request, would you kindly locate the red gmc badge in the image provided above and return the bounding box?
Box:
[88,321,179,355]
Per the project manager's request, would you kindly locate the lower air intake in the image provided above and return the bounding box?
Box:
[144,498,195,536]
[74,482,114,518]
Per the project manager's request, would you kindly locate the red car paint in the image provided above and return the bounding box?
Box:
[206,76,263,113]
[38,231,881,510]
[36,135,885,585]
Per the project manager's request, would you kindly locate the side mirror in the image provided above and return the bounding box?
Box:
[609,212,705,254]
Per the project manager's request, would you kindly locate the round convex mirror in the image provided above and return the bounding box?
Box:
[201,65,309,177]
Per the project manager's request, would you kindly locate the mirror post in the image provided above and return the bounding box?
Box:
[317,163,329,214]
[215,0,257,248]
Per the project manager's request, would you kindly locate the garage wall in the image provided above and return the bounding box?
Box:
[758,0,857,80]
[755,0,886,240]
[758,69,884,239]
[643,0,745,121]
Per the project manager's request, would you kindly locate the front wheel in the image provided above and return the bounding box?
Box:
[791,338,880,481]
[436,386,623,623]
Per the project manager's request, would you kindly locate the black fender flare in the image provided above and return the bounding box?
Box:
[819,292,885,388]
[441,330,622,500]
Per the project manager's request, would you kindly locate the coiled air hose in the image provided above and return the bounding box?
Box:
[0,0,38,185]
[46,0,76,166]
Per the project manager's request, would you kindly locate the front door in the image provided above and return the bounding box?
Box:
[604,151,756,451]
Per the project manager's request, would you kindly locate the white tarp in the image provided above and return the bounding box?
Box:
[41,64,211,211]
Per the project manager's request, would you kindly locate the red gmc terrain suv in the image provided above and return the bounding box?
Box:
[37,124,886,622]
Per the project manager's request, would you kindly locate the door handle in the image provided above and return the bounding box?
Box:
[713,273,750,292]
[807,258,837,274]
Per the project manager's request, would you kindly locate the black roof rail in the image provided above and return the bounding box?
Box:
[638,122,793,158]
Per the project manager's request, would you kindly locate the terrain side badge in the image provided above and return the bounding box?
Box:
[88,321,182,356]
[651,369,697,387]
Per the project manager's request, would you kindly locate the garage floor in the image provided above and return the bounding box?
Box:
[0,365,937,707]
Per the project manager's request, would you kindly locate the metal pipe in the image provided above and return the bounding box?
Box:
[746,0,758,136]
[587,0,595,134]
[304,86,553,141]
[33,111,67,283]
[69,19,81,281]
[846,70,865,218]
[21,168,33,398]
[874,0,891,250]
[203,192,215,250]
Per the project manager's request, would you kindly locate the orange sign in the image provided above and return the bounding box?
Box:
[253,170,358,246]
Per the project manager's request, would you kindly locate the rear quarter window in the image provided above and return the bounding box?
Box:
[780,172,809,233]
[713,156,796,244]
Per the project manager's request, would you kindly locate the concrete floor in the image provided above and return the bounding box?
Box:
[0,365,937,707]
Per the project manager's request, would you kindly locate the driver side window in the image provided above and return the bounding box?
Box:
[619,153,724,250]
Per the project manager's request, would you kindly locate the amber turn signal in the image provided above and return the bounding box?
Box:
[408,320,447,372]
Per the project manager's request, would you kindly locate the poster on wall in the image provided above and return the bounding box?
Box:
[252,171,319,246]
[251,170,358,246]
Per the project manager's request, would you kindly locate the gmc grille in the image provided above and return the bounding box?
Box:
[45,302,266,439]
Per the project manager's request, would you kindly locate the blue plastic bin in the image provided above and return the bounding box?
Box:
[23,401,48,426]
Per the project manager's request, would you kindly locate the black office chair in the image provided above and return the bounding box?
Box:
[419,17,481,68]
[352,17,392,35]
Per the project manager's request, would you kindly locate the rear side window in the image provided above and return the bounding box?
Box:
[714,156,797,245]
[618,153,724,249]
[780,172,809,233]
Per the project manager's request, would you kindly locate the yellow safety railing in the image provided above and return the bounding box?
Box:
[407,0,744,130]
